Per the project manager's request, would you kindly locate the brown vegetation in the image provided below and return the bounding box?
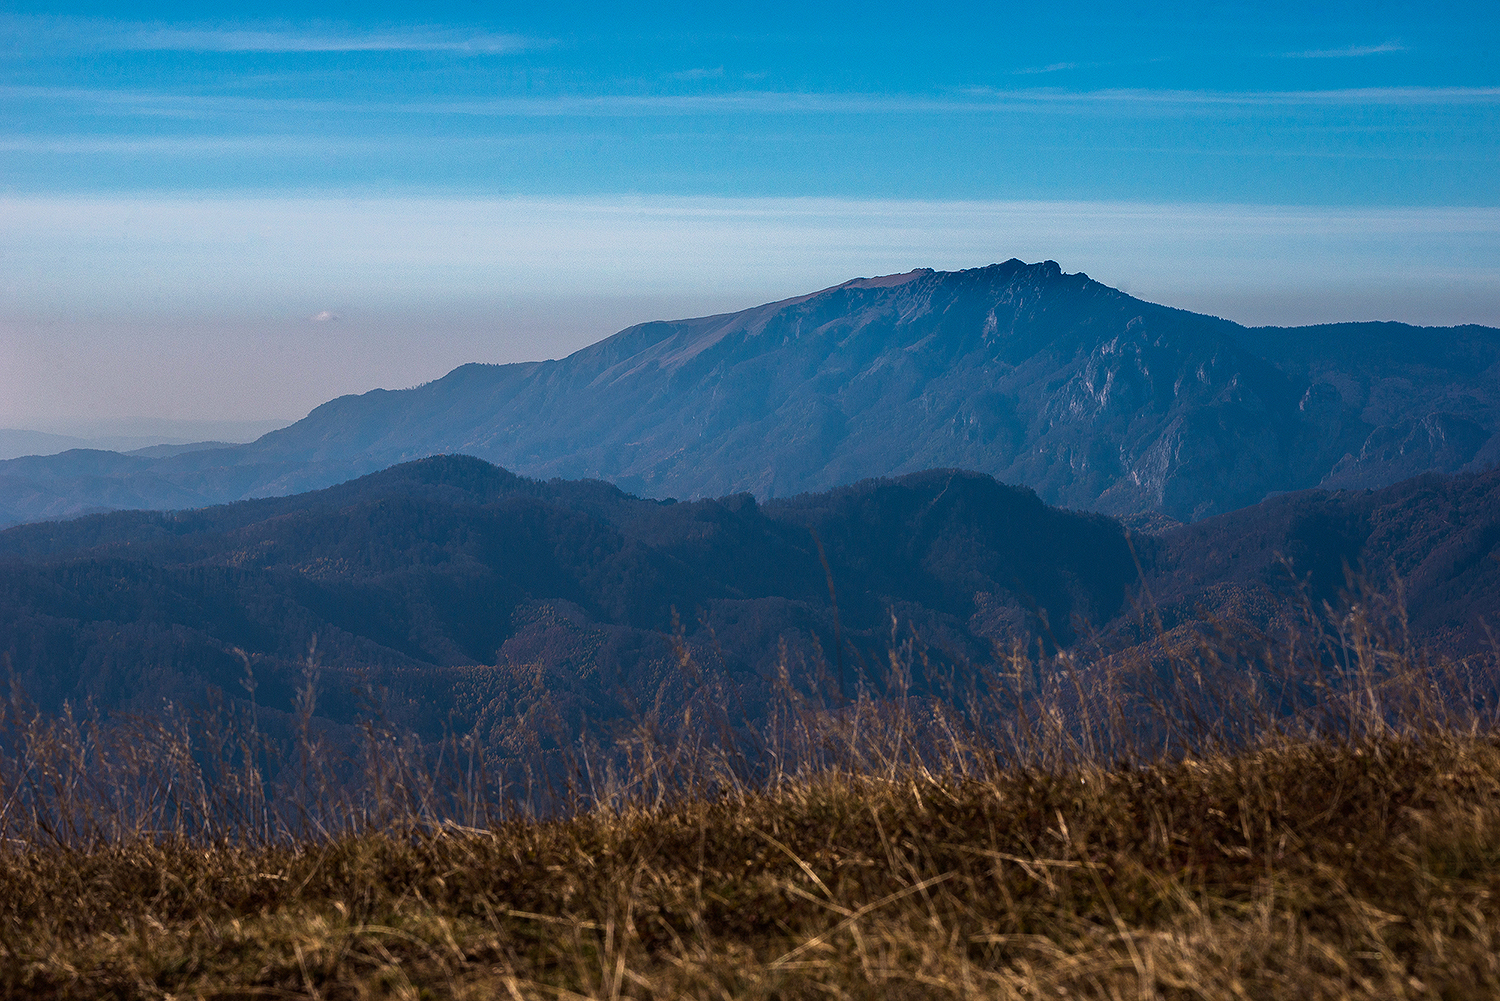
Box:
[0,599,1498,1000]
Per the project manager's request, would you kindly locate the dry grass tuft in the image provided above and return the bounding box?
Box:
[0,598,1498,999]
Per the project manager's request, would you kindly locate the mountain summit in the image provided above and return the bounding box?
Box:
[3,261,1498,526]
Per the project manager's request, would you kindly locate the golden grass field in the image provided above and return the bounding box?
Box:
[2,601,1498,999]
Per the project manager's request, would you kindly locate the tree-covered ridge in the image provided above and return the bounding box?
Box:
[0,457,1135,738]
[2,455,1497,748]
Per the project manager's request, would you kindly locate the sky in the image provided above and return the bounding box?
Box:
[1,1,1497,430]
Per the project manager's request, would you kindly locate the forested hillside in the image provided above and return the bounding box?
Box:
[2,455,1496,749]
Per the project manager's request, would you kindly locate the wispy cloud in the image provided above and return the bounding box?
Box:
[666,67,725,81]
[1012,62,1078,76]
[1284,41,1406,59]
[0,15,538,55]
[8,84,1498,122]
[120,26,535,54]
[953,85,1500,109]
[421,85,1500,116]
[0,135,391,155]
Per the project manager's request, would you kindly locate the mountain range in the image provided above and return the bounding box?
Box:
[2,455,1495,746]
[4,260,1497,529]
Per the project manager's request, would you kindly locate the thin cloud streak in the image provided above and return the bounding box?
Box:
[1011,62,1079,76]
[666,67,726,81]
[1285,41,1407,59]
[0,135,394,155]
[6,84,1500,122]
[952,85,1500,108]
[0,15,539,54]
[9,131,1478,168]
[122,27,535,54]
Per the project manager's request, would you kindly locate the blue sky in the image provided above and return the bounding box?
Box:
[1,2,1497,427]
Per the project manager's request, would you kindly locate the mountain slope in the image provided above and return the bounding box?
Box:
[0,456,1137,740]
[1,456,1496,747]
[4,261,1497,526]
[1145,465,1500,653]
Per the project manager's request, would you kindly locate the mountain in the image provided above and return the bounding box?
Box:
[0,429,91,462]
[3,261,1497,528]
[1,455,1495,747]
[0,418,289,460]
[1145,465,1500,654]
[0,456,1136,742]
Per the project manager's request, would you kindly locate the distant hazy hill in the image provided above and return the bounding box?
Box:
[3,261,1497,527]
[0,418,291,461]
[0,429,92,461]
[0,455,1495,744]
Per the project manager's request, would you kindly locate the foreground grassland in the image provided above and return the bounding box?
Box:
[4,732,1500,1000]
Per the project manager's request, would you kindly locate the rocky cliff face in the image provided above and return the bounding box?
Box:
[3,261,1498,526]
[1321,412,1493,489]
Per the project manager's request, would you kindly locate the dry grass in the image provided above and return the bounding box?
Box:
[0,598,1498,999]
